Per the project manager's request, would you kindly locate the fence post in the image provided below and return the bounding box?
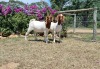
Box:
[73,14,76,33]
[93,7,97,41]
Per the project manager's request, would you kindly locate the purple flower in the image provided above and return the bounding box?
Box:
[29,10,34,14]
[14,8,23,13]
[24,5,29,10]
[43,7,57,15]
[30,5,38,9]
[37,13,42,17]
[38,17,43,20]
[47,7,52,11]
[23,5,38,15]
[23,10,28,14]
[50,9,57,15]
[36,12,44,20]
[23,9,34,15]
[41,7,47,13]
[2,5,12,16]
[36,9,41,13]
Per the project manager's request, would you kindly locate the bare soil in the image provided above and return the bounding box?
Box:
[68,28,100,33]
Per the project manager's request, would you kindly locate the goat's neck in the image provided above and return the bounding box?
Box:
[58,20,62,25]
[46,21,51,29]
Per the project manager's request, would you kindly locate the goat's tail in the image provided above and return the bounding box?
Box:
[30,19,35,23]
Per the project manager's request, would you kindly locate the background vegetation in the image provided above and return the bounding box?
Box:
[0,0,100,37]
[0,0,56,36]
[50,0,100,28]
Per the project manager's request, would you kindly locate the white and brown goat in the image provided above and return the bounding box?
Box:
[25,15,52,43]
[50,14,64,43]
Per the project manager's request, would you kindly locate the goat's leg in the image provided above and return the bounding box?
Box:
[46,30,49,43]
[52,32,54,40]
[34,32,38,40]
[44,31,46,42]
[44,30,48,43]
[53,31,56,43]
[58,32,61,43]
[25,27,33,40]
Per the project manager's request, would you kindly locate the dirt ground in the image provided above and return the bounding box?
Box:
[0,33,100,69]
[67,28,100,33]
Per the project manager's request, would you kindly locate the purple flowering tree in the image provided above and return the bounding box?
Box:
[0,4,57,18]
[40,7,57,16]
[23,4,38,15]
[23,4,57,20]
[23,5,30,15]
[0,4,57,36]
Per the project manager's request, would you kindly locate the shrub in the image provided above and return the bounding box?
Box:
[0,4,57,35]
[1,28,12,37]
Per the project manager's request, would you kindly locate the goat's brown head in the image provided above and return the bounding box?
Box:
[46,14,53,29]
[57,14,64,25]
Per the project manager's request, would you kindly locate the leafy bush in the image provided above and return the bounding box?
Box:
[0,4,57,36]
[1,28,12,37]
[97,22,100,28]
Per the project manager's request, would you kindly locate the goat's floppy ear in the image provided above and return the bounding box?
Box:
[62,15,65,22]
[60,14,64,22]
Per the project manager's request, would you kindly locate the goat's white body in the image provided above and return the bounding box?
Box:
[50,22,62,32]
[29,21,46,32]
[50,22,62,42]
[25,19,48,43]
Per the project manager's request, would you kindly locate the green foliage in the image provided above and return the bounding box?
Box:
[11,12,35,34]
[97,22,100,28]
[31,1,49,9]
[1,28,12,37]
[0,14,13,33]
[0,12,35,36]
[62,16,69,30]
[51,0,100,28]
[0,1,55,36]
[50,0,68,10]
[0,1,8,5]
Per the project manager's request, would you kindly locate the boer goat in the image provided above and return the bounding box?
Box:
[25,15,52,43]
[50,14,64,43]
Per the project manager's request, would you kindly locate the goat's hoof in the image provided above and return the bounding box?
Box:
[45,41,48,43]
[53,41,56,43]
